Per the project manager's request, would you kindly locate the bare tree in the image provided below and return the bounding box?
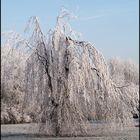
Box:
[1,31,32,124]
[108,58,139,115]
[23,11,136,136]
[1,8,139,136]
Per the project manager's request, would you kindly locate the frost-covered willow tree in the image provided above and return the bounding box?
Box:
[22,9,137,136]
[108,58,139,115]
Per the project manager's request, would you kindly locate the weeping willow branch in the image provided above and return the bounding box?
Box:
[115,84,131,88]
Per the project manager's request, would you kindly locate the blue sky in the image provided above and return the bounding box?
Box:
[1,0,139,63]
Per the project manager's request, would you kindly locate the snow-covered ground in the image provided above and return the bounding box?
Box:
[1,121,139,140]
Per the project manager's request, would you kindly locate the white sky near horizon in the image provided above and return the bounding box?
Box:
[1,0,139,64]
